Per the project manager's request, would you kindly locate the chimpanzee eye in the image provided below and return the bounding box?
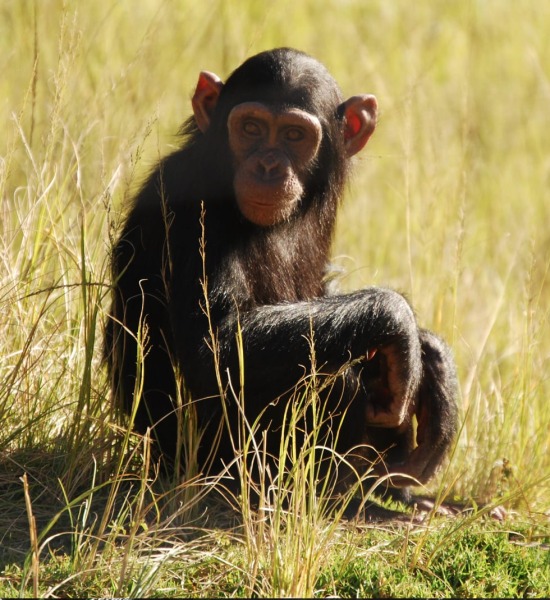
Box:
[243,120,262,136]
[285,127,305,142]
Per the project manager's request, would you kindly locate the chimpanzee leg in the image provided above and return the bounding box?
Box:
[406,329,459,483]
[331,326,458,502]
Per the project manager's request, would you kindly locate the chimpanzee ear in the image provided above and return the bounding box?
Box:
[192,71,224,132]
[341,94,378,157]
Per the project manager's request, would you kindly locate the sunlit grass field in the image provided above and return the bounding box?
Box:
[1,0,549,596]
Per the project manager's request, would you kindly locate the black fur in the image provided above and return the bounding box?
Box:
[105,48,458,497]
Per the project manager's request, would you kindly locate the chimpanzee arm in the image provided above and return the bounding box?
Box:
[189,287,423,428]
[187,291,458,487]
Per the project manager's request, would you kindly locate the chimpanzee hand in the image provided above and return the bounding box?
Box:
[362,330,458,487]
[362,344,418,428]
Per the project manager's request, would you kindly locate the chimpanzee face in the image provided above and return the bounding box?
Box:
[192,56,377,227]
[227,102,323,226]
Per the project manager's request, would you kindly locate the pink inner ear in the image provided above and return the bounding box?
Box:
[344,111,361,141]
[195,73,213,94]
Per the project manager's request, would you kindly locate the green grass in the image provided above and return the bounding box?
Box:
[1,0,549,597]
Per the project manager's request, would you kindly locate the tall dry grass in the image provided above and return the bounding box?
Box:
[1,0,549,596]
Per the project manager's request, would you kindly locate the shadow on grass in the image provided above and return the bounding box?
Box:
[0,443,241,572]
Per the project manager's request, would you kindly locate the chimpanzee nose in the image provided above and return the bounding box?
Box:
[257,151,282,178]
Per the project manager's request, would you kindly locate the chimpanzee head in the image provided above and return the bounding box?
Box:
[191,48,377,227]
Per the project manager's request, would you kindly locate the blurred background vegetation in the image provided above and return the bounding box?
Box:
[0,0,549,595]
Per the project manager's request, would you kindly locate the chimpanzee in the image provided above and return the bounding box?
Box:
[105,48,458,503]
